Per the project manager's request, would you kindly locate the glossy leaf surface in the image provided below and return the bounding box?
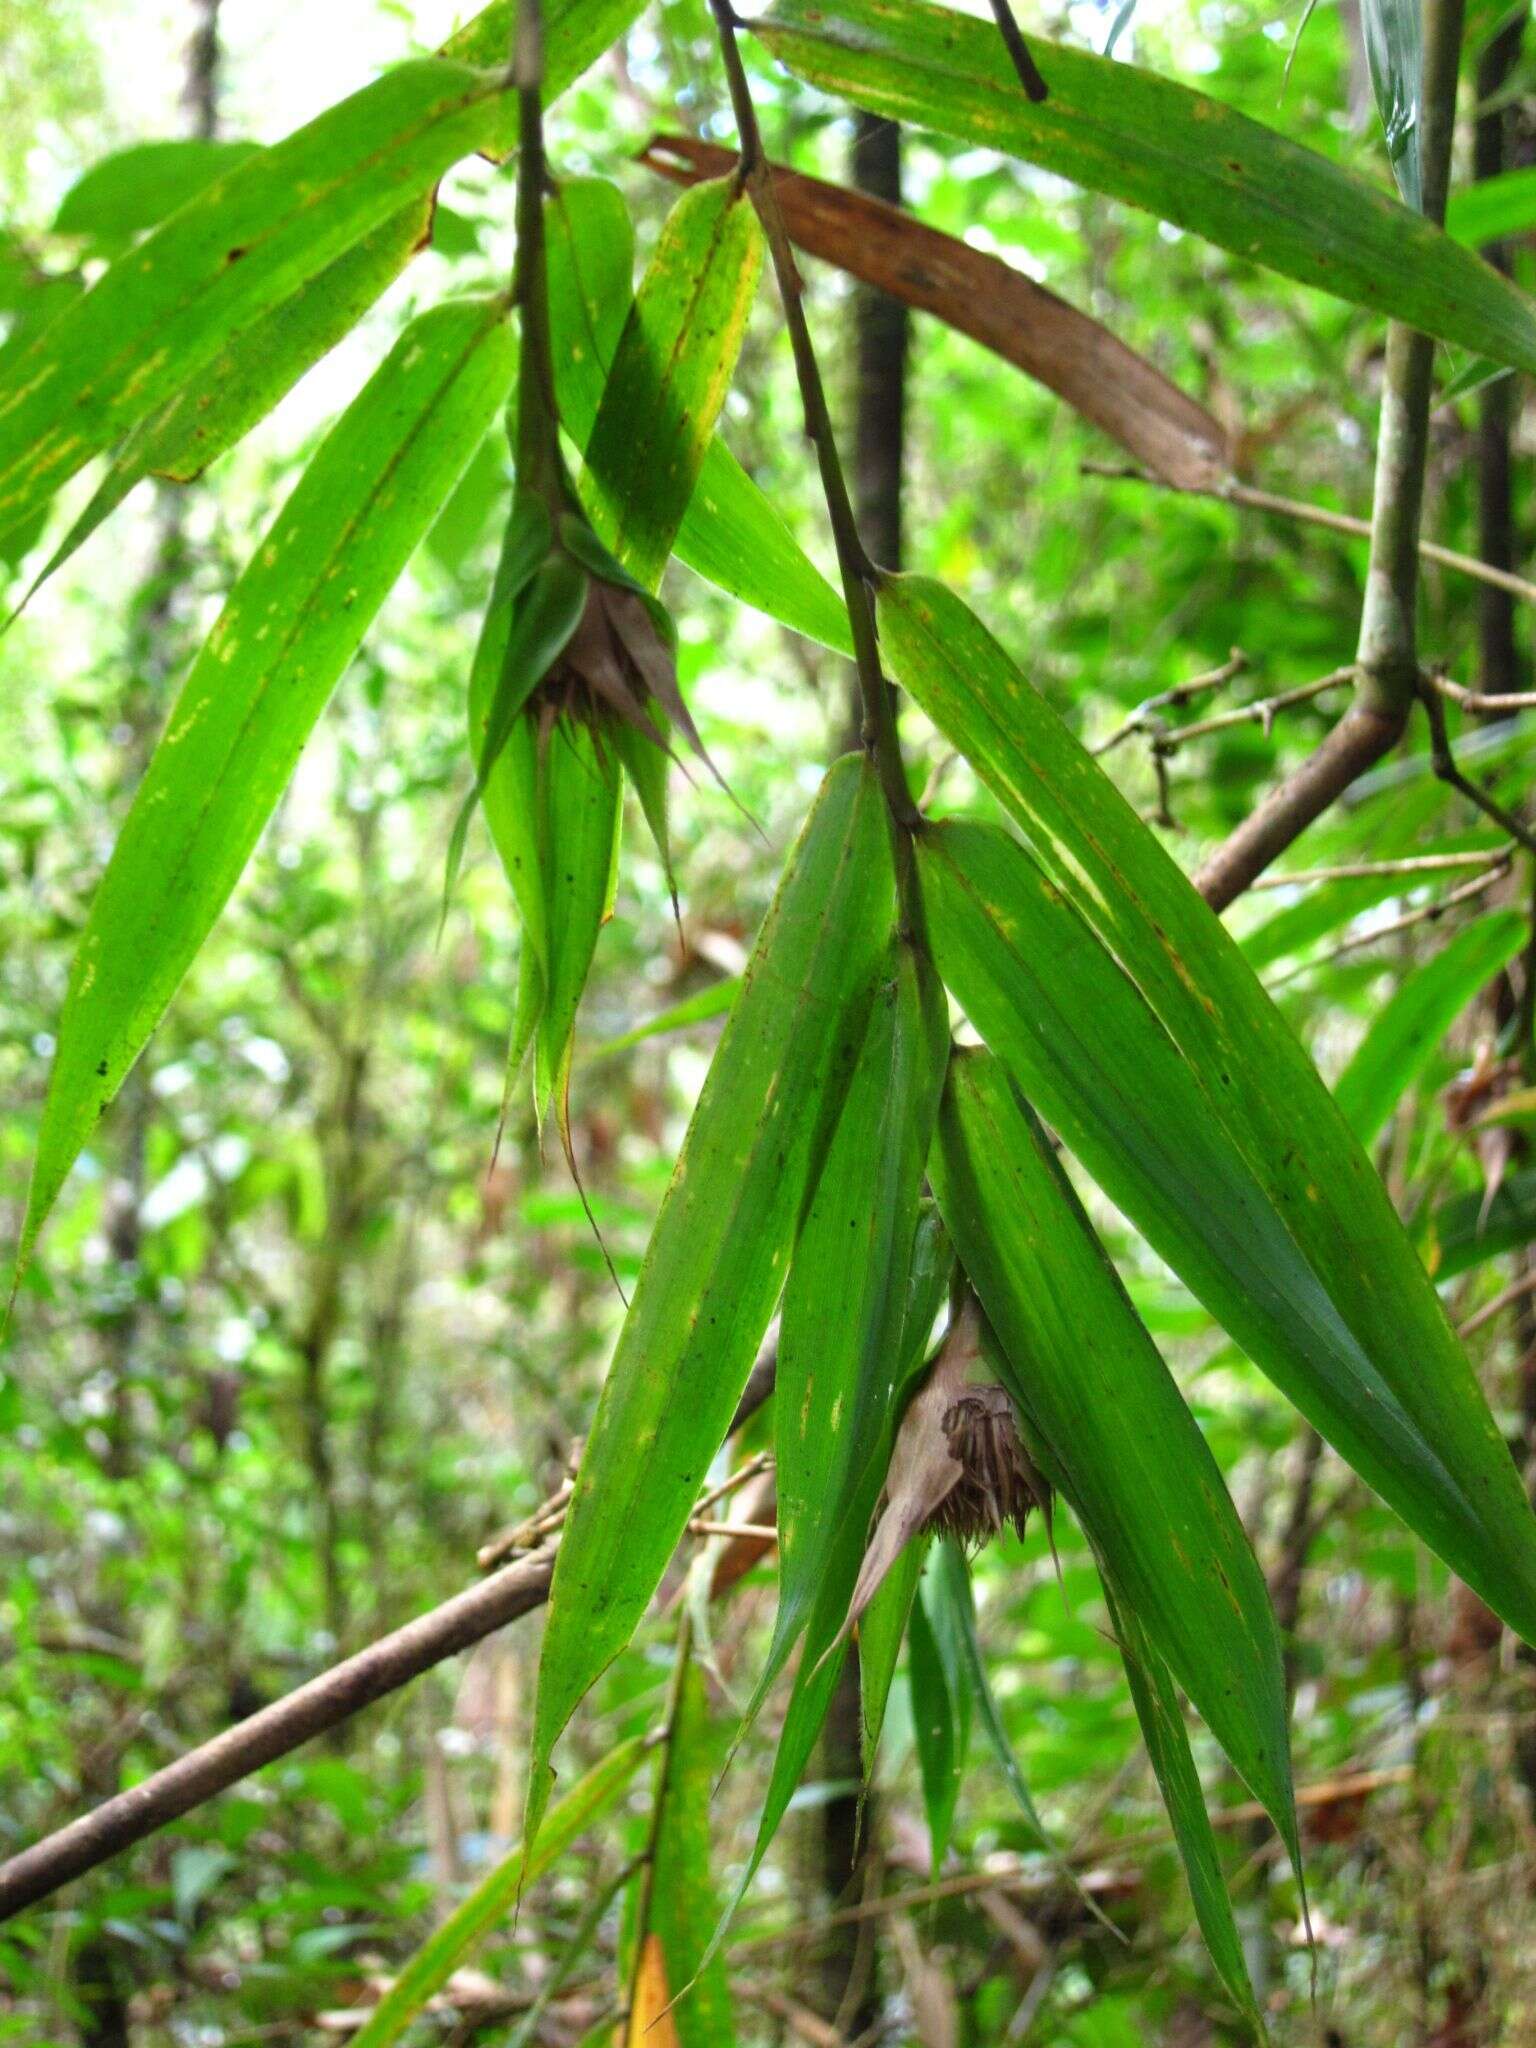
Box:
[0,61,517,542]
[1335,911,1526,1145]
[930,1047,1297,1856]
[22,299,514,1264]
[526,756,895,1843]
[768,939,946,1699]
[758,0,1536,373]
[586,176,764,590]
[881,572,1536,1646]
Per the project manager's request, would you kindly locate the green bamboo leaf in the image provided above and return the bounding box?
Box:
[53,138,262,244]
[930,1538,1050,1847]
[0,61,518,544]
[525,754,896,1846]
[539,723,624,1105]
[915,816,1510,1625]
[765,940,947,1702]
[930,1048,1298,1863]
[1359,0,1423,209]
[880,572,1536,1646]
[584,976,741,1062]
[441,0,646,77]
[711,1202,953,1952]
[1106,1588,1267,2041]
[860,1531,928,1773]
[1430,1168,1536,1277]
[1447,164,1536,245]
[547,176,851,653]
[349,1735,647,2048]
[909,1546,971,1872]
[758,0,1536,374]
[452,532,586,921]
[25,199,435,602]
[642,1654,738,2048]
[22,298,514,1268]
[1335,912,1527,1145]
[584,177,763,591]
[548,177,639,430]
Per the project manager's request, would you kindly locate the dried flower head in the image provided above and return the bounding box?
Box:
[845,1293,1051,1635]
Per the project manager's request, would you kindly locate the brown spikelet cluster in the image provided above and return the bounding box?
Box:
[535,577,687,745]
[930,1381,1042,1546]
[842,1294,1052,1638]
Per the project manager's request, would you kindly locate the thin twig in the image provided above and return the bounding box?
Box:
[1091,649,1247,755]
[1458,1268,1536,1338]
[1428,672,1536,714]
[1082,464,1536,610]
[987,0,1049,100]
[1249,850,1516,888]
[687,1518,779,1541]
[0,1329,781,1921]
[731,1768,1412,1954]
[1420,678,1536,857]
[1153,668,1352,751]
[689,1450,773,1522]
[1269,861,1514,981]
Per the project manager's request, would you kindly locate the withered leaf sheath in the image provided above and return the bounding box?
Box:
[846,1292,1050,1634]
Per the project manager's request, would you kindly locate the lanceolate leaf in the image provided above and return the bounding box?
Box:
[1359,0,1425,210]
[757,0,1536,375]
[879,573,1536,1646]
[27,199,434,602]
[766,939,947,1704]
[641,133,1230,490]
[585,177,764,591]
[546,176,851,653]
[641,1654,737,2048]
[714,1197,955,1945]
[585,976,741,1061]
[0,62,518,543]
[349,1736,647,2048]
[931,1539,1050,1847]
[1107,1588,1266,2040]
[1447,164,1536,246]
[908,1558,969,1872]
[1334,912,1527,1146]
[53,139,262,244]
[861,1531,929,1772]
[930,1048,1298,1860]
[525,756,895,1846]
[539,723,624,1104]
[441,0,646,78]
[915,817,1519,1628]
[22,299,514,1266]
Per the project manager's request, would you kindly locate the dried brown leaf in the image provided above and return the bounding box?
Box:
[640,133,1230,490]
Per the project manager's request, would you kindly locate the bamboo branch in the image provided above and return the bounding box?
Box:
[1192,0,1465,908]
[1081,466,1536,612]
[1269,859,1514,980]
[1249,849,1514,888]
[706,0,918,854]
[1420,679,1536,857]
[1092,650,1247,755]
[1153,668,1353,751]
[1428,672,1536,714]
[0,1330,779,1922]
